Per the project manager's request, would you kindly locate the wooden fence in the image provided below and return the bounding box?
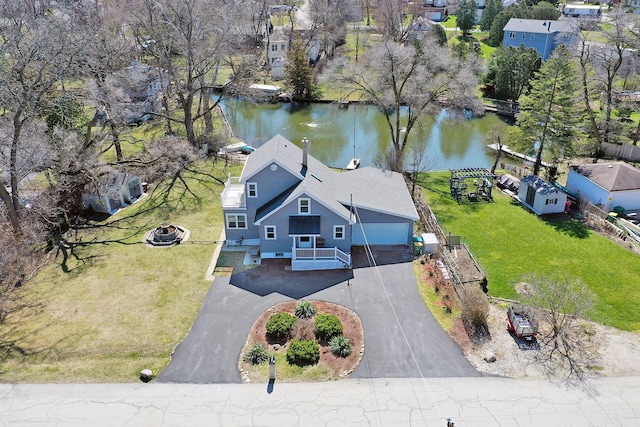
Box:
[415,200,486,298]
[602,142,640,162]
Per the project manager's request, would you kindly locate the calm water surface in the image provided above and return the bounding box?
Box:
[222,100,509,171]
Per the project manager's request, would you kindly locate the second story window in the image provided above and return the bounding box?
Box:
[271,44,277,52]
[247,182,257,198]
[298,198,310,214]
[509,32,515,39]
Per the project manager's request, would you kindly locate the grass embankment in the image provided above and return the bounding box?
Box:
[0,161,243,382]
[421,172,640,332]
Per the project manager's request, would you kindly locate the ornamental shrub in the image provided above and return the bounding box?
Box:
[315,313,343,341]
[286,339,320,366]
[266,312,296,340]
[329,335,352,358]
[294,300,316,319]
[243,344,269,365]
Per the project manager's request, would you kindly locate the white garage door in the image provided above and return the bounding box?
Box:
[352,223,409,245]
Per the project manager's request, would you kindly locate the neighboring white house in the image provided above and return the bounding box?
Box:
[82,173,144,214]
[566,162,640,211]
[518,175,567,215]
[562,4,602,18]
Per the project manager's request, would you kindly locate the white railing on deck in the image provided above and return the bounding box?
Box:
[221,176,246,208]
[293,246,351,267]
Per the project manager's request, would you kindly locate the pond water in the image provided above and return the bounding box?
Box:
[221,100,510,171]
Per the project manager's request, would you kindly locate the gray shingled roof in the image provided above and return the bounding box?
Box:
[244,135,419,223]
[522,175,561,196]
[570,162,640,191]
[503,19,573,35]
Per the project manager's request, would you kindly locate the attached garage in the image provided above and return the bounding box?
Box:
[352,223,410,245]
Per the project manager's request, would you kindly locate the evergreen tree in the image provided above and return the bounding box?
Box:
[493,45,541,101]
[530,1,561,20]
[430,23,448,46]
[514,46,581,176]
[457,0,478,36]
[487,10,516,46]
[285,38,319,100]
[479,0,504,32]
[486,3,534,47]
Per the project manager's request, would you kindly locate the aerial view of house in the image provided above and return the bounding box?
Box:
[502,18,576,60]
[221,135,419,270]
[566,161,640,211]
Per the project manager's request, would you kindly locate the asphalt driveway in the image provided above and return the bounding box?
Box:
[157,247,477,383]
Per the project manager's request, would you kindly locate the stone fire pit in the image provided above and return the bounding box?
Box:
[145,223,189,246]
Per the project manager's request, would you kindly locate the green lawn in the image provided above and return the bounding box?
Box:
[421,172,640,331]
[0,161,243,382]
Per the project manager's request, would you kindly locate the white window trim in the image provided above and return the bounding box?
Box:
[265,225,276,240]
[298,198,310,214]
[509,32,515,39]
[226,213,247,229]
[247,182,258,198]
[334,225,345,240]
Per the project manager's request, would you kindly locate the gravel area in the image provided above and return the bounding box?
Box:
[461,301,640,379]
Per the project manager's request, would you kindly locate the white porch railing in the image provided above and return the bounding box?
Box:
[293,246,351,267]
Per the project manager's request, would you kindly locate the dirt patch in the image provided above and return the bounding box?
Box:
[417,259,640,380]
[239,301,364,382]
[455,300,640,380]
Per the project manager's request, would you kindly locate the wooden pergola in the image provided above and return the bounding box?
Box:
[449,168,496,204]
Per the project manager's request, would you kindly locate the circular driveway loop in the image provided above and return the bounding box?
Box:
[157,247,478,383]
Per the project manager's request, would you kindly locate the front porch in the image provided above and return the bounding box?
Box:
[291,245,351,271]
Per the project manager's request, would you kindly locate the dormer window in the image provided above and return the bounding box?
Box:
[298,198,310,214]
[247,182,257,198]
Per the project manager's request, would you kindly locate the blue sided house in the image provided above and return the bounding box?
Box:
[503,18,576,61]
[220,135,419,271]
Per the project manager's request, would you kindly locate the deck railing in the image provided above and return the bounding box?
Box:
[293,246,351,267]
[221,176,245,208]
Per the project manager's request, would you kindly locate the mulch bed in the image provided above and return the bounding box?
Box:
[240,301,364,382]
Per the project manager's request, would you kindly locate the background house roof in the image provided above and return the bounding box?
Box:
[570,162,640,191]
[503,19,573,34]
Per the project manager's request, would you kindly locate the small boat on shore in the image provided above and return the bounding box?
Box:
[218,142,255,155]
[346,158,360,170]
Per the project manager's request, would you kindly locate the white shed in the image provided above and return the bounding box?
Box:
[421,233,440,255]
[518,175,567,215]
[566,162,640,211]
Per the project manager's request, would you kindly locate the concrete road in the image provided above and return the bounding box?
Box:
[158,246,476,383]
[2,377,639,426]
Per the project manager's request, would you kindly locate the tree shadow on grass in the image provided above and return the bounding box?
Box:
[507,199,590,239]
[543,215,590,239]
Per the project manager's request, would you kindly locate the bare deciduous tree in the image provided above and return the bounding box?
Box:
[0,4,83,234]
[524,274,598,385]
[321,38,481,172]
[128,0,253,150]
[576,9,640,154]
